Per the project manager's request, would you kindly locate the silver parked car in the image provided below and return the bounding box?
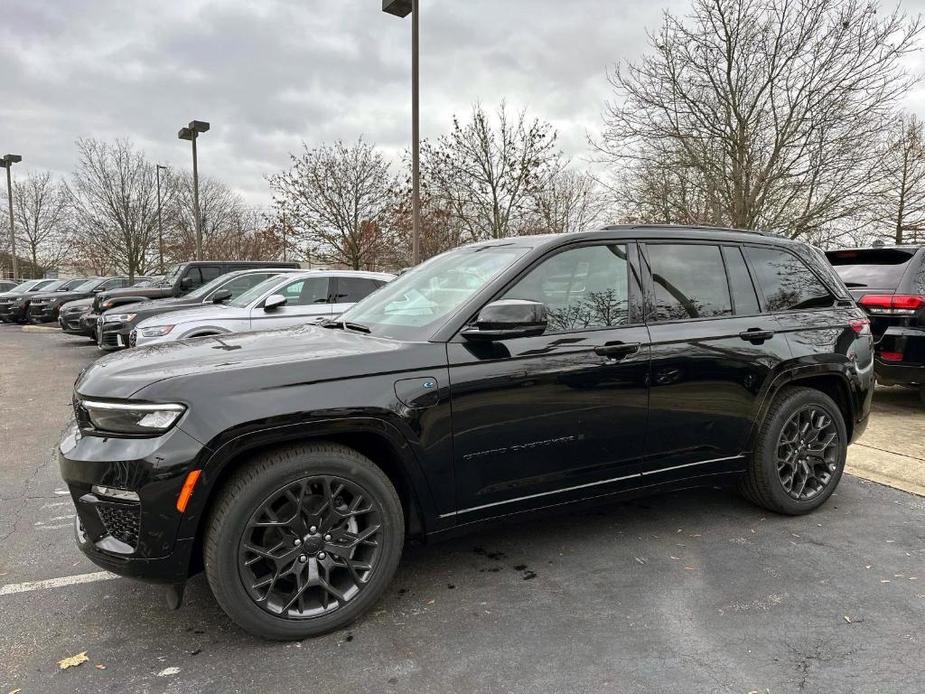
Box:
[130,270,394,347]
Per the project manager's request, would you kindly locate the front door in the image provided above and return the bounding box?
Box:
[250,276,333,330]
[447,241,650,522]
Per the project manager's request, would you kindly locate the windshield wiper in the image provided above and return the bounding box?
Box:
[321,319,371,333]
[843,282,868,287]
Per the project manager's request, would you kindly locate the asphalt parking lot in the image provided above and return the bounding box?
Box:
[1,324,923,694]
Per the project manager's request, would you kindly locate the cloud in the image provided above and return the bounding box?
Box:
[2,0,922,208]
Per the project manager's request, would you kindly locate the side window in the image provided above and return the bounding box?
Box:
[335,277,382,303]
[502,243,630,333]
[182,267,203,289]
[745,246,835,311]
[279,277,329,306]
[722,246,760,315]
[200,265,223,283]
[222,273,271,298]
[647,244,732,321]
[101,278,122,290]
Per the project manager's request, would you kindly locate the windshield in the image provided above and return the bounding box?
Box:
[339,244,531,340]
[73,278,104,291]
[826,248,916,289]
[58,278,86,291]
[35,280,64,292]
[161,264,184,286]
[229,275,289,308]
[186,273,234,300]
[7,279,41,293]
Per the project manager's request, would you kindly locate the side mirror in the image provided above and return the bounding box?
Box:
[263,294,288,311]
[180,276,193,290]
[210,289,232,303]
[461,299,547,341]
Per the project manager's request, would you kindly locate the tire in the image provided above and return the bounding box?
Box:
[919,383,925,407]
[739,386,847,515]
[204,442,404,640]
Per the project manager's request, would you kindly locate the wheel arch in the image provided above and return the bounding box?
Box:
[181,417,432,576]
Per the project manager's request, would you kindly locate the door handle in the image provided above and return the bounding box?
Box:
[739,328,774,343]
[594,342,641,359]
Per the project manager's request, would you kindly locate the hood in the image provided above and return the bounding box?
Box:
[61,297,94,310]
[75,324,440,400]
[134,302,241,328]
[29,290,91,304]
[0,292,32,302]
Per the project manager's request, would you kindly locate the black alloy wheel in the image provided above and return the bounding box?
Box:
[775,406,839,501]
[205,442,404,640]
[238,475,383,619]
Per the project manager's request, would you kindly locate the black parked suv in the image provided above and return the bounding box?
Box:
[26,277,97,322]
[826,245,925,404]
[0,278,64,322]
[59,226,873,640]
[91,260,301,315]
[96,267,302,350]
[49,277,141,335]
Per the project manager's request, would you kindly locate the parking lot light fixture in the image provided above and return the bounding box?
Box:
[1,154,23,280]
[383,0,421,266]
[177,120,210,261]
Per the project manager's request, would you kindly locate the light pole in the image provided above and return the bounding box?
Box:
[383,0,421,266]
[177,120,210,260]
[0,154,22,280]
[155,164,167,272]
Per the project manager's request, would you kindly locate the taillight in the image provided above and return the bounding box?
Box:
[880,351,904,362]
[848,318,870,335]
[858,293,925,315]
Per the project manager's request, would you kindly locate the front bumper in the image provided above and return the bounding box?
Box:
[60,310,93,335]
[0,302,27,322]
[98,318,132,350]
[58,421,208,583]
[28,302,59,322]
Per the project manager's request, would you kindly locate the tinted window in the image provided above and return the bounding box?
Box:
[222,273,273,298]
[335,277,384,303]
[723,246,760,315]
[647,244,732,321]
[100,278,123,290]
[200,265,223,283]
[746,246,835,311]
[826,248,916,289]
[279,277,329,306]
[503,244,630,333]
[182,268,203,288]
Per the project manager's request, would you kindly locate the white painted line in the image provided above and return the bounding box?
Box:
[54,490,70,496]
[0,571,119,596]
[41,501,69,509]
[37,523,72,530]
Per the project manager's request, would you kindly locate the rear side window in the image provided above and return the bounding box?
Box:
[826,248,916,289]
[745,246,835,311]
[722,246,760,315]
[200,265,223,283]
[334,277,385,303]
[279,277,330,306]
[647,244,732,321]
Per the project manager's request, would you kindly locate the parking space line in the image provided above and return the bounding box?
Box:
[0,571,119,596]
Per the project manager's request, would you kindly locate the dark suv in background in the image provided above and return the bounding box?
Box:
[91,260,301,315]
[55,276,146,337]
[60,225,872,640]
[97,267,301,349]
[827,245,925,403]
[0,278,67,322]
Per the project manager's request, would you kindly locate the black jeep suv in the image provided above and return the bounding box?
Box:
[826,245,925,404]
[59,226,873,640]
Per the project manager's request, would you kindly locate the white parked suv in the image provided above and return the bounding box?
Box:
[129,270,394,347]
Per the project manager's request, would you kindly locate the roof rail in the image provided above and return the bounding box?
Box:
[600,223,772,237]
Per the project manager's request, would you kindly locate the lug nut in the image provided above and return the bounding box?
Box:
[294,538,302,546]
[318,552,326,560]
[298,555,307,563]
[309,525,317,534]
[324,534,332,541]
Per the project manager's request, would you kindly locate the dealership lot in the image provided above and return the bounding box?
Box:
[1,324,923,693]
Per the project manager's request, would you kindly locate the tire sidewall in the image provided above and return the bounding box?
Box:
[206,448,404,640]
[758,390,847,514]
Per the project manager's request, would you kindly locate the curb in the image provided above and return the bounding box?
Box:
[21,325,62,333]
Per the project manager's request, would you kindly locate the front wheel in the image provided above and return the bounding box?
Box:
[204,443,404,640]
[740,387,847,515]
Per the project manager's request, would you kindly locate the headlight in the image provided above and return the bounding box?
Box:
[104,313,136,323]
[79,399,185,435]
[139,324,174,337]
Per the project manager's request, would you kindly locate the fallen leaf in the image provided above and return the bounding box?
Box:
[95,664,107,670]
[634,556,647,565]
[58,652,89,670]
[157,666,181,677]
[844,615,852,623]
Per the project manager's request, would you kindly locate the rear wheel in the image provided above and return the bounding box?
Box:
[740,387,847,515]
[204,442,404,640]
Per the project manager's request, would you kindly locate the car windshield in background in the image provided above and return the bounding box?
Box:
[7,280,41,293]
[826,248,916,288]
[59,279,86,291]
[38,280,65,292]
[185,273,243,300]
[339,244,531,340]
[228,275,285,308]
[74,278,103,291]
[161,264,184,286]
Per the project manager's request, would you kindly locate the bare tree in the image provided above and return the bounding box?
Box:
[870,114,925,245]
[67,139,159,281]
[424,102,559,241]
[269,139,395,270]
[595,0,921,239]
[11,171,70,274]
[525,160,612,234]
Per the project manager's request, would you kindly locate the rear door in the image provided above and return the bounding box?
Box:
[641,241,791,477]
[250,276,333,330]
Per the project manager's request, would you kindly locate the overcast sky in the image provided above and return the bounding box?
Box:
[3,0,925,209]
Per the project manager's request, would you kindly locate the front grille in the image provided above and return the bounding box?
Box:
[96,501,140,548]
[99,331,120,347]
[129,330,137,347]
